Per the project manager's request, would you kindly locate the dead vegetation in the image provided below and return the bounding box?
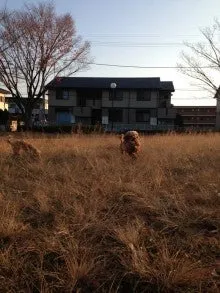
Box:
[7,136,41,161]
[0,133,220,292]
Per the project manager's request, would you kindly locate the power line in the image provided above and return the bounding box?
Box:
[90,41,184,47]
[90,41,215,48]
[175,89,205,91]
[89,62,218,69]
[85,33,220,38]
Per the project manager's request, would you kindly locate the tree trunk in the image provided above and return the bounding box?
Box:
[24,103,33,130]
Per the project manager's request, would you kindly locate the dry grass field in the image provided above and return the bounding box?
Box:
[0,133,220,293]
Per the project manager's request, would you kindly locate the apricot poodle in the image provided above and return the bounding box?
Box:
[120,130,141,159]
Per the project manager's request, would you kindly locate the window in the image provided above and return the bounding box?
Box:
[136,110,150,122]
[56,89,70,100]
[137,90,151,101]
[63,90,69,100]
[109,108,123,122]
[109,90,124,101]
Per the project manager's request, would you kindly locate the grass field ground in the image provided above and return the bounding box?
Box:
[0,133,220,292]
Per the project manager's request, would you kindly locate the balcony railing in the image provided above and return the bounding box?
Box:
[104,123,175,132]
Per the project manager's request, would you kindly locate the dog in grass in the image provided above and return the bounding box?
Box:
[7,136,41,160]
[120,130,141,159]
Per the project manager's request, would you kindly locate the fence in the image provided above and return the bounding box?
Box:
[103,123,175,132]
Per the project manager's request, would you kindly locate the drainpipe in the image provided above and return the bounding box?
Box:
[216,95,220,130]
[128,89,131,125]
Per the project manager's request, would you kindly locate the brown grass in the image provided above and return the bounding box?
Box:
[0,133,220,292]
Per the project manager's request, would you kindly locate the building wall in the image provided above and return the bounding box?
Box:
[0,93,7,110]
[86,99,102,108]
[158,108,176,119]
[174,106,216,128]
[48,106,56,122]
[102,90,158,108]
[48,89,77,107]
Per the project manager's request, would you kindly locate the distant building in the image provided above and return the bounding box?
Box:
[0,88,10,110]
[46,77,176,131]
[5,96,48,124]
[174,106,216,130]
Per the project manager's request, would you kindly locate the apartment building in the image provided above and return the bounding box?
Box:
[174,106,216,129]
[46,77,176,131]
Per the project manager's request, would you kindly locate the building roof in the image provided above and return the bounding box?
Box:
[5,97,44,105]
[174,106,216,109]
[161,81,175,92]
[46,77,175,91]
[0,88,10,95]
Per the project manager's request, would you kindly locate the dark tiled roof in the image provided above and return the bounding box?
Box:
[160,81,175,92]
[46,77,174,90]
[0,88,10,94]
[5,97,44,104]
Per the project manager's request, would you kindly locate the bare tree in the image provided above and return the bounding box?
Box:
[0,1,91,127]
[0,6,14,52]
[177,19,220,97]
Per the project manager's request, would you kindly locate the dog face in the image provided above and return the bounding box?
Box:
[120,131,141,158]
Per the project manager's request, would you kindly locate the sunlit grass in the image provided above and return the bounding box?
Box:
[0,133,220,292]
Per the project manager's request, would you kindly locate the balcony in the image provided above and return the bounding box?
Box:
[180,112,216,117]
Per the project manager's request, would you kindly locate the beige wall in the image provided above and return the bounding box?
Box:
[102,90,158,108]
[0,93,7,110]
[49,88,160,109]
[48,89,77,107]
[0,102,5,110]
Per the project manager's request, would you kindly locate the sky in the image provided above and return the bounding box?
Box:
[3,0,220,106]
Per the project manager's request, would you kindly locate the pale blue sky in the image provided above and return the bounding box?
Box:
[3,0,220,105]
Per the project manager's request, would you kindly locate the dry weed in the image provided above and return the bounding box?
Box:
[0,133,219,292]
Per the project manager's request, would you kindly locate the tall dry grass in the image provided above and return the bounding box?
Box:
[0,133,220,292]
